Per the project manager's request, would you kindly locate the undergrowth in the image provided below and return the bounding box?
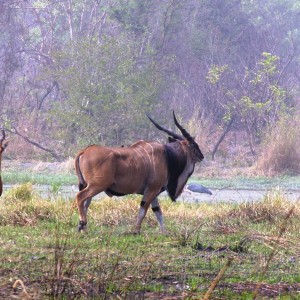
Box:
[0,183,299,299]
[256,116,300,176]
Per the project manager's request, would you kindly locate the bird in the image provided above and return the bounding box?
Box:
[183,183,212,195]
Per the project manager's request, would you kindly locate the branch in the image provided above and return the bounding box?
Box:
[37,81,58,109]
[211,117,235,160]
[6,127,62,161]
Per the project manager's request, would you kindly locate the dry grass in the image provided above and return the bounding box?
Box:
[2,183,299,230]
[255,117,300,176]
[32,158,75,174]
[0,183,76,226]
[4,182,36,202]
[90,196,141,227]
[226,190,297,224]
[56,157,75,174]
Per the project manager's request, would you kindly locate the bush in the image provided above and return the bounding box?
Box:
[4,182,36,202]
[0,183,73,226]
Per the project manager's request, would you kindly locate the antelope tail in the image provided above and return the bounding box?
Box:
[0,176,2,196]
[75,152,87,191]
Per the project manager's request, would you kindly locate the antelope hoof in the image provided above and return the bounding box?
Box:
[132,227,141,235]
[133,231,141,235]
[78,220,87,232]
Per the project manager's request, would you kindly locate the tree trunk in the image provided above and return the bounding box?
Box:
[211,117,235,160]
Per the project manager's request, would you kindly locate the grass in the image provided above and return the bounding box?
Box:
[3,172,76,186]
[0,183,299,299]
[191,175,300,191]
[255,117,300,176]
[3,159,300,190]
[2,159,77,186]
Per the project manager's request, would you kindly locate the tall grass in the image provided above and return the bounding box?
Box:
[256,116,300,176]
[0,183,76,226]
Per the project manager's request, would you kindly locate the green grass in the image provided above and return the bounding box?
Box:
[0,184,299,299]
[3,171,77,186]
[192,175,300,190]
[2,160,77,186]
[3,169,300,193]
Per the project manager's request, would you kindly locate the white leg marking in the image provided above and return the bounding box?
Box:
[151,198,166,233]
[138,206,146,220]
[154,211,165,232]
[136,206,146,231]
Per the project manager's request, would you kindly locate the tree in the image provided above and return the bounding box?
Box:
[47,35,163,155]
[0,0,300,161]
[206,52,293,157]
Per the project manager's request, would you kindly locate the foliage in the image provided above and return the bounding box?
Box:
[206,65,228,85]
[47,35,163,154]
[0,0,300,161]
[206,52,293,156]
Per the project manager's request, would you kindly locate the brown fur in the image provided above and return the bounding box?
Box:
[74,113,204,233]
[0,130,7,196]
[75,141,168,228]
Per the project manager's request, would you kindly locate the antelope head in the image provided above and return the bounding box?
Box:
[147,111,204,162]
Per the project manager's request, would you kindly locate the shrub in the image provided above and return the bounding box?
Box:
[4,182,36,202]
[0,183,73,226]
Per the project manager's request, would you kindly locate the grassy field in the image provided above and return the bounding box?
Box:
[0,182,299,299]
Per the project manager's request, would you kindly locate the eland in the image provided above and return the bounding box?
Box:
[74,112,204,233]
[0,129,8,196]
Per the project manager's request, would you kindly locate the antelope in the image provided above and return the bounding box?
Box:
[0,129,8,196]
[75,112,204,233]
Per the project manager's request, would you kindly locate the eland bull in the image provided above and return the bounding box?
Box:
[0,129,8,196]
[75,112,204,233]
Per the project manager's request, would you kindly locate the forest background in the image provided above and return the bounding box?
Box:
[1,0,300,176]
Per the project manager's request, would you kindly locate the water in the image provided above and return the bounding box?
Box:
[4,185,300,203]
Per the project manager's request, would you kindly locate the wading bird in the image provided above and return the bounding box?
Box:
[184,183,212,195]
[74,112,204,233]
